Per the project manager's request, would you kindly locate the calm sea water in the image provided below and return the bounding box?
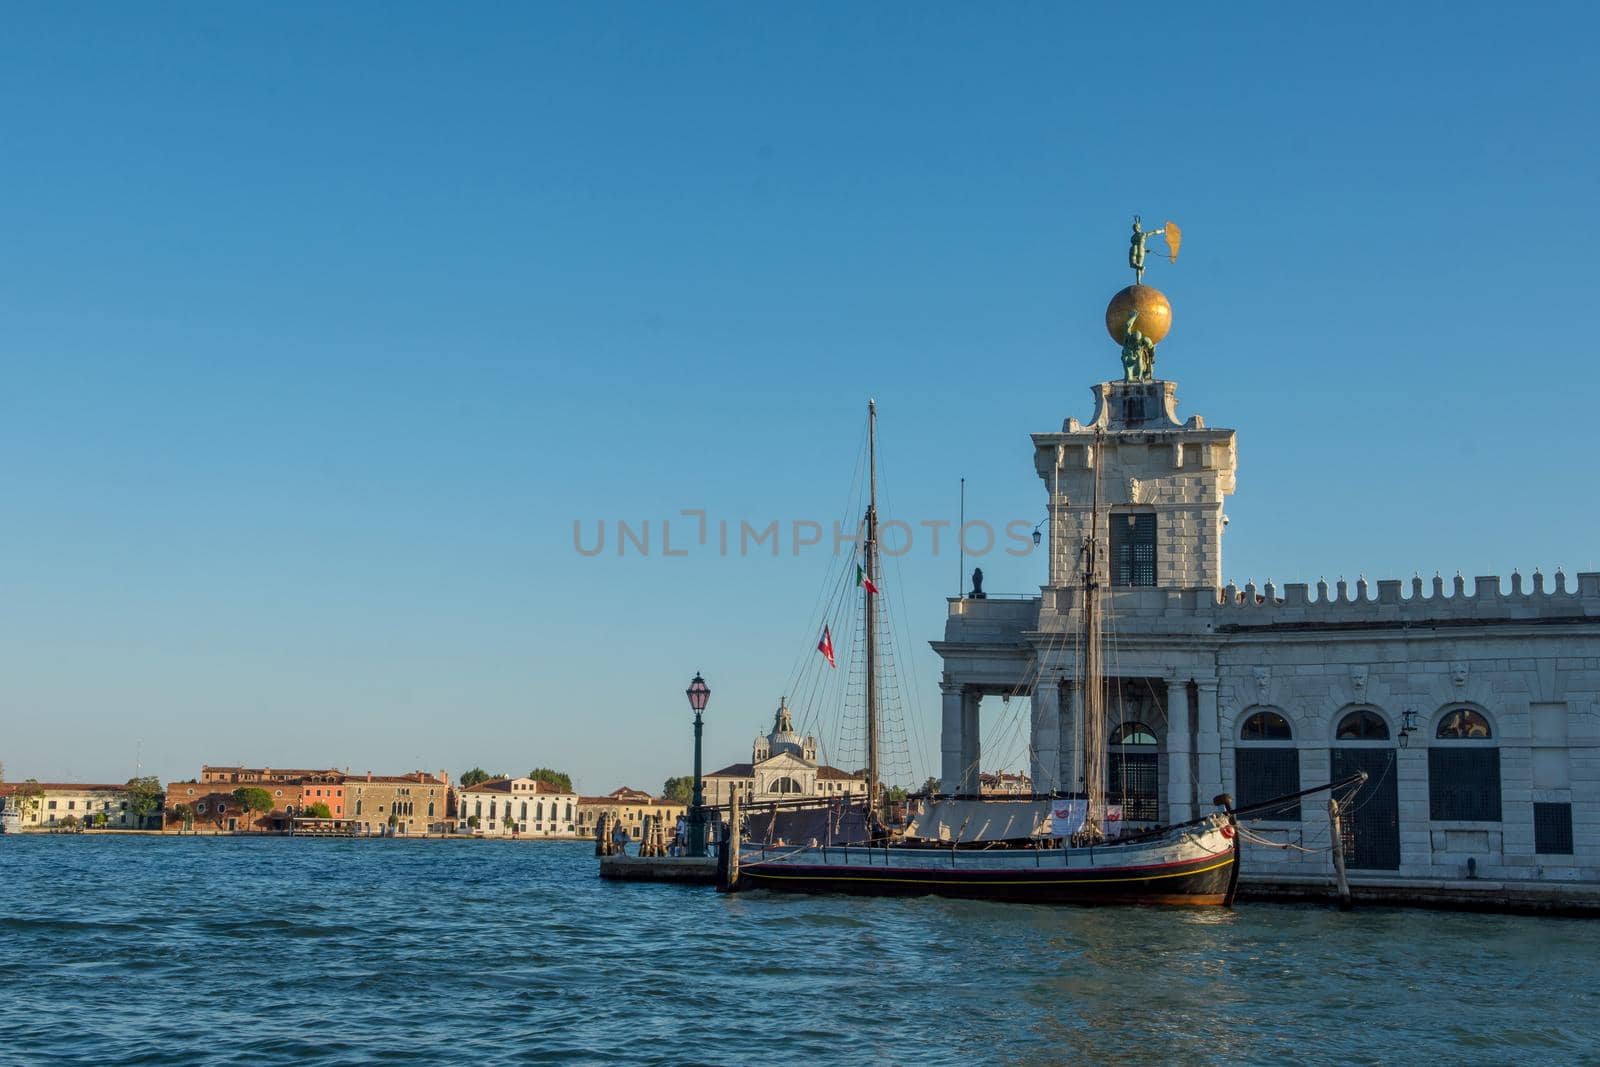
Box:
[1,836,1596,1066]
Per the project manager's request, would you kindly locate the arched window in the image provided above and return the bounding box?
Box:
[1241,710,1292,740]
[1437,708,1492,739]
[1430,707,1500,821]
[771,776,803,795]
[1235,709,1301,820]
[1336,709,1390,741]
[1110,722,1157,746]
[1107,721,1158,821]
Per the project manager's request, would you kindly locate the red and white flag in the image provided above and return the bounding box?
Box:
[817,625,836,669]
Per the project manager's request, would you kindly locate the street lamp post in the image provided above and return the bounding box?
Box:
[686,671,711,857]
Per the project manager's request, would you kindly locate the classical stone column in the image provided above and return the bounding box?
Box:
[1195,679,1223,809]
[1059,680,1080,792]
[1062,684,1088,793]
[940,682,964,795]
[1167,679,1195,823]
[961,689,982,795]
[1030,677,1061,794]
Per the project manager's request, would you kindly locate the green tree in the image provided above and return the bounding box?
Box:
[459,767,494,788]
[885,785,909,804]
[60,814,80,831]
[662,776,694,804]
[467,814,480,830]
[16,779,44,822]
[89,811,108,829]
[170,803,194,830]
[386,812,399,833]
[921,777,941,797]
[232,787,274,831]
[305,802,332,819]
[125,776,163,828]
[527,768,573,793]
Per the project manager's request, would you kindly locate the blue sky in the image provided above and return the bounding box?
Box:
[2,3,1596,791]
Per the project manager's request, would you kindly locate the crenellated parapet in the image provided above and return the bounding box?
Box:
[1207,569,1600,628]
[1018,568,1600,634]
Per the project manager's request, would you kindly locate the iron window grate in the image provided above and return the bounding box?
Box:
[1533,802,1573,855]
[1237,747,1301,820]
[1110,512,1157,587]
[1428,748,1502,821]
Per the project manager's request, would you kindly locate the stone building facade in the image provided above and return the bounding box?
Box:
[345,771,451,836]
[0,783,136,829]
[935,376,1600,884]
[575,787,687,843]
[457,777,578,837]
[701,698,866,807]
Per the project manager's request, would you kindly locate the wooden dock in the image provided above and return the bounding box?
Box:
[598,854,718,885]
[1238,873,1600,916]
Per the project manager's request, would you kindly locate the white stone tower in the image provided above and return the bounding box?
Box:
[1034,379,1236,593]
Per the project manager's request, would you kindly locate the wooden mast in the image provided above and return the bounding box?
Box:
[1081,428,1106,839]
[865,399,880,823]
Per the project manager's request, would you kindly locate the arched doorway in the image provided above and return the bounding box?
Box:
[1107,722,1159,822]
[1331,708,1400,870]
[1235,709,1301,821]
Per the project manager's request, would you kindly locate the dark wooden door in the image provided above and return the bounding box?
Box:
[1331,747,1400,870]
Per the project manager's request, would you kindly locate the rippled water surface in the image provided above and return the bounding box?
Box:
[2,836,1597,1065]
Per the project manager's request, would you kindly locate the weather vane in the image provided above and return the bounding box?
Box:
[1128,215,1181,285]
[1106,215,1182,383]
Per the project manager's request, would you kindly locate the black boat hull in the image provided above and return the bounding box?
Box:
[733,840,1239,906]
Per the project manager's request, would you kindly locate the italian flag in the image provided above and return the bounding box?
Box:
[817,625,836,669]
[856,563,879,595]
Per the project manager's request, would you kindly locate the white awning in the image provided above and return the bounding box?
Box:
[903,798,1056,843]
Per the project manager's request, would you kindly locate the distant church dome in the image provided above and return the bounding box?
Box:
[766,697,804,757]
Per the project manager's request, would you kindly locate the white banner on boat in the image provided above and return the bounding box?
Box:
[1049,799,1087,835]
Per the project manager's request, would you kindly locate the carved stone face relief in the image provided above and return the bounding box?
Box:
[1126,477,1144,505]
[1350,665,1368,700]
[1451,661,1469,689]
[1251,666,1270,704]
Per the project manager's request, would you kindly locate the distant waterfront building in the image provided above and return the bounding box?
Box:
[936,368,1600,882]
[575,787,687,843]
[980,771,1033,796]
[0,783,138,830]
[457,777,578,837]
[163,766,448,834]
[345,771,451,836]
[165,767,348,832]
[700,697,866,807]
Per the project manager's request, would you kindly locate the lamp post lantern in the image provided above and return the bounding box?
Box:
[686,671,711,857]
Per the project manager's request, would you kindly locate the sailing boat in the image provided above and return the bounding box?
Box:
[719,404,1359,906]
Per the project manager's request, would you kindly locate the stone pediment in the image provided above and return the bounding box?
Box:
[758,751,814,772]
